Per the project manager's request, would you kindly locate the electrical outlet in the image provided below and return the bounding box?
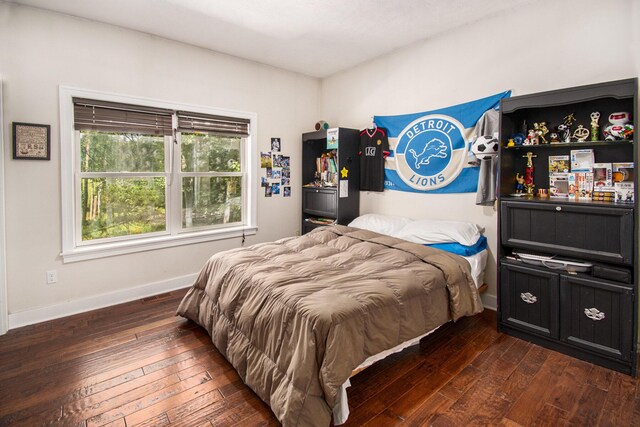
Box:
[46,270,58,284]
[295,230,300,236]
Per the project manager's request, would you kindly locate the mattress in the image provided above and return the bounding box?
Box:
[464,249,488,289]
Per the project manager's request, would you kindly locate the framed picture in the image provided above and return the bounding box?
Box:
[13,122,50,160]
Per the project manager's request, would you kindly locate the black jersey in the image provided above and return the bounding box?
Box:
[359,127,389,191]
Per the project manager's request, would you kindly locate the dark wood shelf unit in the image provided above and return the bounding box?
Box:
[497,78,638,375]
[301,128,360,234]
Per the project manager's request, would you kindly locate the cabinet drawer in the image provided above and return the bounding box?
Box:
[302,187,337,217]
[501,201,634,265]
[500,263,559,339]
[302,221,327,235]
[560,275,634,361]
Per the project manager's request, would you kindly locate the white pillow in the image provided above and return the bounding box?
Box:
[395,219,483,246]
[348,213,413,236]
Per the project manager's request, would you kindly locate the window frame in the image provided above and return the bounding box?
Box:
[175,132,245,234]
[60,86,258,263]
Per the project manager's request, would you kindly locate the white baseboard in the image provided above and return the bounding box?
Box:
[481,293,497,311]
[8,273,197,330]
[7,275,497,330]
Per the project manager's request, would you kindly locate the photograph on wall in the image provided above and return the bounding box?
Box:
[260,152,272,168]
[271,137,281,152]
[263,138,290,197]
[281,156,290,168]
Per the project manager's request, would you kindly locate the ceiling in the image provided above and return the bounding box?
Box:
[6,0,534,78]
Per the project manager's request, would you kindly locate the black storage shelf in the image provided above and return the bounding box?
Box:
[497,78,638,376]
[301,128,360,235]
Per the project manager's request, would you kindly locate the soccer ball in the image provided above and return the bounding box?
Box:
[471,136,499,160]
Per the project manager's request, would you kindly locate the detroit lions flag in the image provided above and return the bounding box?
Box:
[374,91,510,193]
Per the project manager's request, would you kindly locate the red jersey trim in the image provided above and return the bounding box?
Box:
[359,127,386,137]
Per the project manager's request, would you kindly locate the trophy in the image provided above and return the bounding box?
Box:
[559,113,576,142]
[534,122,549,144]
[573,125,589,142]
[590,112,600,141]
[523,151,537,195]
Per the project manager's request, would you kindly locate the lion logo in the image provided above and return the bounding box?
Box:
[408,138,448,169]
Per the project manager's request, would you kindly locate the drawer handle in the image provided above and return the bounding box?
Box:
[520,292,537,304]
[584,308,605,321]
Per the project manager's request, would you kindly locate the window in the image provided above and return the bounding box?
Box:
[177,112,245,231]
[60,88,257,262]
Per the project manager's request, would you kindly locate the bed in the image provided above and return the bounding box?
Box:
[177,216,484,426]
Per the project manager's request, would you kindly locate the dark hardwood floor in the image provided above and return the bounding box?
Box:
[0,288,638,426]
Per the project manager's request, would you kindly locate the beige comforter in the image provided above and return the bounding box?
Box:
[177,225,483,426]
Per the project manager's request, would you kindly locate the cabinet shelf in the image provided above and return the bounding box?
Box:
[503,140,633,151]
[500,195,635,209]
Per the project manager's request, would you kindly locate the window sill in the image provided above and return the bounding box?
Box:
[61,226,257,263]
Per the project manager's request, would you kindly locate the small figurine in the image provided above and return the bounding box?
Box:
[549,132,560,143]
[603,111,634,141]
[526,129,539,145]
[534,122,549,144]
[511,132,525,146]
[573,125,589,142]
[515,173,525,193]
[590,111,600,141]
[507,138,515,147]
[557,124,570,143]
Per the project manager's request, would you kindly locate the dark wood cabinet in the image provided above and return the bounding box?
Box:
[560,274,633,362]
[301,128,359,234]
[303,187,337,217]
[500,262,559,339]
[497,78,638,375]
[501,200,634,265]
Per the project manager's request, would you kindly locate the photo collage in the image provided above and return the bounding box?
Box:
[260,137,291,197]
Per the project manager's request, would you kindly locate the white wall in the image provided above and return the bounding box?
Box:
[320,0,640,308]
[0,0,638,323]
[0,3,320,318]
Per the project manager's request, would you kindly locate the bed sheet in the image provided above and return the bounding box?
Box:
[463,249,487,288]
